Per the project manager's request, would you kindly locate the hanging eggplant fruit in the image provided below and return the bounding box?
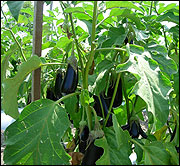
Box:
[61,46,78,95]
[54,69,63,99]
[107,77,123,108]
[93,94,113,127]
[81,139,104,165]
[46,88,57,101]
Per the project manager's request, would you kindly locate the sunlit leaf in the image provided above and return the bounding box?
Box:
[3,99,71,165]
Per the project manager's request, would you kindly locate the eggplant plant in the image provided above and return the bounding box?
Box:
[1,1,179,165]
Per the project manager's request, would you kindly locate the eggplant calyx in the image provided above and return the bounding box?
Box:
[67,55,78,71]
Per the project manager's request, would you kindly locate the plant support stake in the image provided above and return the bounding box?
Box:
[32,1,44,101]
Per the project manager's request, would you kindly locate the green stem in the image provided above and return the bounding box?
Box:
[121,73,130,122]
[162,26,168,50]
[95,47,126,53]
[149,1,153,15]
[130,139,145,151]
[55,92,80,104]
[98,95,105,120]
[69,13,85,72]
[85,105,92,131]
[84,1,98,89]
[2,27,27,62]
[41,63,66,66]
[104,72,121,128]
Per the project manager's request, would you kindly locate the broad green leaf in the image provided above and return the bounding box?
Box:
[64,7,85,13]
[116,50,172,129]
[96,59,115,73]
[2,55,41,119]
[134,139,144,162]
[145,42,168,56]
[42,41,56,50]
[164,142,179,165]
[156,12,179,24]
[104,127,132,165]
[94,137,110,165]
[106,1,144,13]
[7,1,24,21]
[144,141,171,165]
[112,114,130,152]
[91,69,109,95]
[108,26,127,46]
[64,95,81,128]
[151,53,177,78]
[18,14,29,25]
[110,8,146,30]
[3,99,71,165]
[154,125,168,140]
[20,8,34,16]
[56,37,72,49]
[158,3,178,14]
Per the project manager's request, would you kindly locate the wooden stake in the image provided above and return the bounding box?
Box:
[32,1,43,101]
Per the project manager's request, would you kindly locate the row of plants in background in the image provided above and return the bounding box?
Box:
[1,1,179,165]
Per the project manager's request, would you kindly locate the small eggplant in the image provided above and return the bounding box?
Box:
[46,88,57,101]
[129,121,139,138]
[61,55,78,94]
[81,139,104,165]
[54,70,63,99]
[79,126,89,154]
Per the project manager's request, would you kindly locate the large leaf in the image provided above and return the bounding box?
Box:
[143,141,171,165]
[91,69,109,95]
[104,127,132,165]
[2,55,41,119]
[94,137,110,165]
[64,95,81,128]
[110,8,146,30]
[3,99,71,165]
[116,46,172,129]
[156,12,179,24]
[106,1,144,13]
[7,1,24,21]
[64,7,85,13]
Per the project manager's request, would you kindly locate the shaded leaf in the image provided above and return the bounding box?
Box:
[116,50,172,128]
[144,141,170,165]
[94,137,110,165]
[2,55,41,119]
[156,12,179,24]
[7,1,24,21]
[104,127,132,165]
[110,8,145,30]
[3,99,71,165]
[64,95,81,128]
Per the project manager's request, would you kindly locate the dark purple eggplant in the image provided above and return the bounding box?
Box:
[175,146,179,153]
[124,37,133,45]
[79,126,89,154]
[54,70,63,99]
[61,62,78,94]
[129,121,139,138]
[46,88,57,101]
[93,94,113,127]
[81,139,104,165]
[107,78,122,108]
